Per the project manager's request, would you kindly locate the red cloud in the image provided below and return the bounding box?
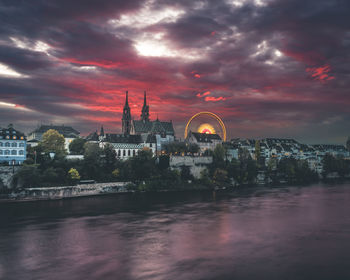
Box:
[204,96,226,102]
[196,91,211,98]
[306,64,335,83]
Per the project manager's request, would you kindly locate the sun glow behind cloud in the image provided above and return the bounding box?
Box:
[109,4,185,28]
[10,37,51,55]
[0,63,28,78]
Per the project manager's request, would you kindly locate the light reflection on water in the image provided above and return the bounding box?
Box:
[1,183,350,280]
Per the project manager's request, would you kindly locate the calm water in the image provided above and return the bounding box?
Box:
[1,183,350,280]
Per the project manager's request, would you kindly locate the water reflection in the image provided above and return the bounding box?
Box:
[1,184,350,280]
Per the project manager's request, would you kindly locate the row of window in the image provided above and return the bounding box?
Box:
[0,142,25,147]
[0,150,25,156]
[0,135,24,140]
[117,149,137,157]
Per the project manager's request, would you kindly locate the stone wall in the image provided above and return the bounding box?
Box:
[0,166,20,189]
[9,182,130,200]
[169,156,213,179]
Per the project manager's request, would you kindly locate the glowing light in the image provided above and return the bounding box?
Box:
[0,101,16,107]
[198,123,216,134]
[275,49,282,57]
[135,40,175,57]
[0,63,28,78]
[185,112,226,141]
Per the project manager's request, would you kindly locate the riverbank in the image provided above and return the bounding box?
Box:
[2,177,349,203]
[2,182,131,202]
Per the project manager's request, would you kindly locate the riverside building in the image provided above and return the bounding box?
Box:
[0,124,26,165]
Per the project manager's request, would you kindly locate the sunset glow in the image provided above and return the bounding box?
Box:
[0,0,347,143]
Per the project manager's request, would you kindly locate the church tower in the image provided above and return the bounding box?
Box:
[140,91,150,122]
[122,91,131,135]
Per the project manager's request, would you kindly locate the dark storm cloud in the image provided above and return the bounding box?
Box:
[0,0,349,142]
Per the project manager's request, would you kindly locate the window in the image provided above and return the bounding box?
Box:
[11,150,17,155]
[133,150,136,156]
[13,136,17,139]
[0,150,2,155]
[0,142,2,147]
[150,143,152,147]
[19,143,24,147]
[11,142,17,147]
[128,150,130,156]
[118,150,121,156]
[5,150,10,155]
[123,150,126,156]
[5,142,10,147]
[19,150,24,155]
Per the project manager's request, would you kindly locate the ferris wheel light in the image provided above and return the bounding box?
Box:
[185,112,226,141]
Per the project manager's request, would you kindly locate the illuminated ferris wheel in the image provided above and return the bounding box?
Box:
[184,112,227,141]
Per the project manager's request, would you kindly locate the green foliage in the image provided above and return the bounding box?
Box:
[40,129,66,157]
[213,168,228,187]
[180,165,193,181]
[68,168,80,180]
[255,140,261,161]
[130,149,156,181]
[12,165,41,188]
[322,154,350,178]
[69,138,86,155]
[213,144,226,166]
[112,168,120,178]
[158,155,170,170]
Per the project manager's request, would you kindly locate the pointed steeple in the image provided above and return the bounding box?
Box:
[100,125,104,136]
[140,90,150,122]
[122,91,132,135]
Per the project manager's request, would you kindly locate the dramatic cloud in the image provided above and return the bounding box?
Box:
[0,0,349,143]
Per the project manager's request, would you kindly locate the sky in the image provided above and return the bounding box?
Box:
[0,0,349,143]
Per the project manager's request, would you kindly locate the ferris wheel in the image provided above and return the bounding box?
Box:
[184,112,227,141]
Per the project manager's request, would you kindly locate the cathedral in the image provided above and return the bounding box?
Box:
[87,91,175,159]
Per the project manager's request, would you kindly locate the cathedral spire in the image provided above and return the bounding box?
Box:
[141,90,150,122]
[122,91,132,135]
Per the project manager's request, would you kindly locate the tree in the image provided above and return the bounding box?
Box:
[213,168,228,187]
[188,143,200,155]
[347,137,350,151]
[12,165,41,188]
[68,168,80,184]
[130,149,156,181]
[255,140,261,161]
[180,165,193,181]
[40,129,66,157]
[102,144,117,175]
[82,142,102,180]
[213,144,226,168]
[69,138,86,155]
[112,168,120,178]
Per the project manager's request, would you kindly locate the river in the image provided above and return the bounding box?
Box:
[1,183,350,280]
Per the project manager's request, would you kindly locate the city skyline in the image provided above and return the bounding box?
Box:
[0,0,349,144]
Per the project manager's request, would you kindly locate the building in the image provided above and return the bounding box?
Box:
[86,91,172,159]
[27,124,80,152]
[186,131,222,153]
[100,133,156,160]
[130,91,175,151]
[0,124,26,164]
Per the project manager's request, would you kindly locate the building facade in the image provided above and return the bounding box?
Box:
[27,124,80,152]
[0,124,26,164]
